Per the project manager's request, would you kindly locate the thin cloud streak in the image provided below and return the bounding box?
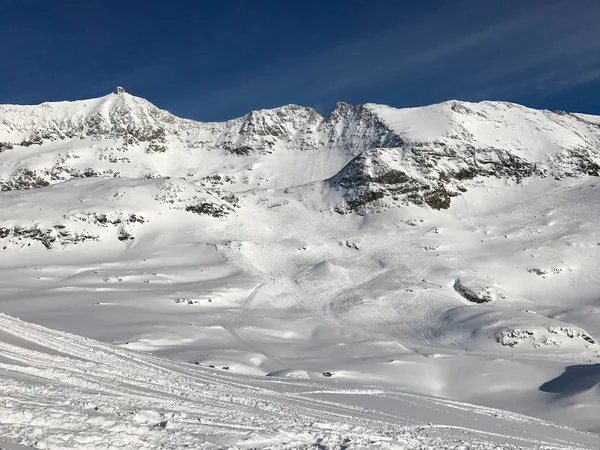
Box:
[182,1,599,118]
[180,18,522,115]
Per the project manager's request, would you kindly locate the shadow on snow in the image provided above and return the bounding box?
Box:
[540,364,600,395]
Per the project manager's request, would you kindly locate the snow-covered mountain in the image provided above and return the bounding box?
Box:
[1,90,598,208]
[0,90,401,193]
[1,89,600,448]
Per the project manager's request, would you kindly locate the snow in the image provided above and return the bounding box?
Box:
[365,100,600,161]
[0,313,597,449]
[1,91,600,447]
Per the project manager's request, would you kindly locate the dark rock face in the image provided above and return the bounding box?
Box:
[226,145,254,156]
[1,168,50,191]
[0,142,14,152]
[318,102,404,155]
[118,229,134,241]
[185,202,232,218]
[329,141,544,213]
[328,148,451,213]
[550,148,600,177]
[0,225,98,249]
[71,212,146,227]
[0,165,124,191]
[453,279,492,304]
[217,105,322,155]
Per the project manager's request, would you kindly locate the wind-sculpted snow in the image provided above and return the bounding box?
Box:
[0,313,597,449]
[2,92,600,442]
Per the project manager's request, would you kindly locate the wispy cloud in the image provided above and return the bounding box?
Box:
[173,0,600,118]
[454,2,600,101]
[185,3,538,114]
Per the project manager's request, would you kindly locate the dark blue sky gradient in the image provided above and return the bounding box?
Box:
[1,1,599,120]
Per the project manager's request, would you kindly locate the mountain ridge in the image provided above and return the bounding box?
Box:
[1,90,599,212]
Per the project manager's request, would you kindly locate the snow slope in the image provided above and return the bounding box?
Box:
[1,90,600,445]
[0,313,598,449]
[366,101,600,161]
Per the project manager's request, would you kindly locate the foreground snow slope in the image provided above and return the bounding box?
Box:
[0,313,597,450]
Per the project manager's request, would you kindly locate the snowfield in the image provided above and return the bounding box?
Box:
[0,313,598,449]
[1,89,600,448]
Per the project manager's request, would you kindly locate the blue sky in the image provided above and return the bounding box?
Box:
[1,1,599,121]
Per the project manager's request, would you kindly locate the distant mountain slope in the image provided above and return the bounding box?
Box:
[1,90,598,211]
[2,90,600,439]
[329,101,600,212]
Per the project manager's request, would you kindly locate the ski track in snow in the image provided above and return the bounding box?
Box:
[0,313,598,449]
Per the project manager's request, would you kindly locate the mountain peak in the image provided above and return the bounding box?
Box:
[0,93,599,201]
[326,101,362,119]
[0,89,175,146]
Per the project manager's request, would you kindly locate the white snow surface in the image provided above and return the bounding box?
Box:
[1,92,600,448]
[0,313,597,449]
[365,101,600,160]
